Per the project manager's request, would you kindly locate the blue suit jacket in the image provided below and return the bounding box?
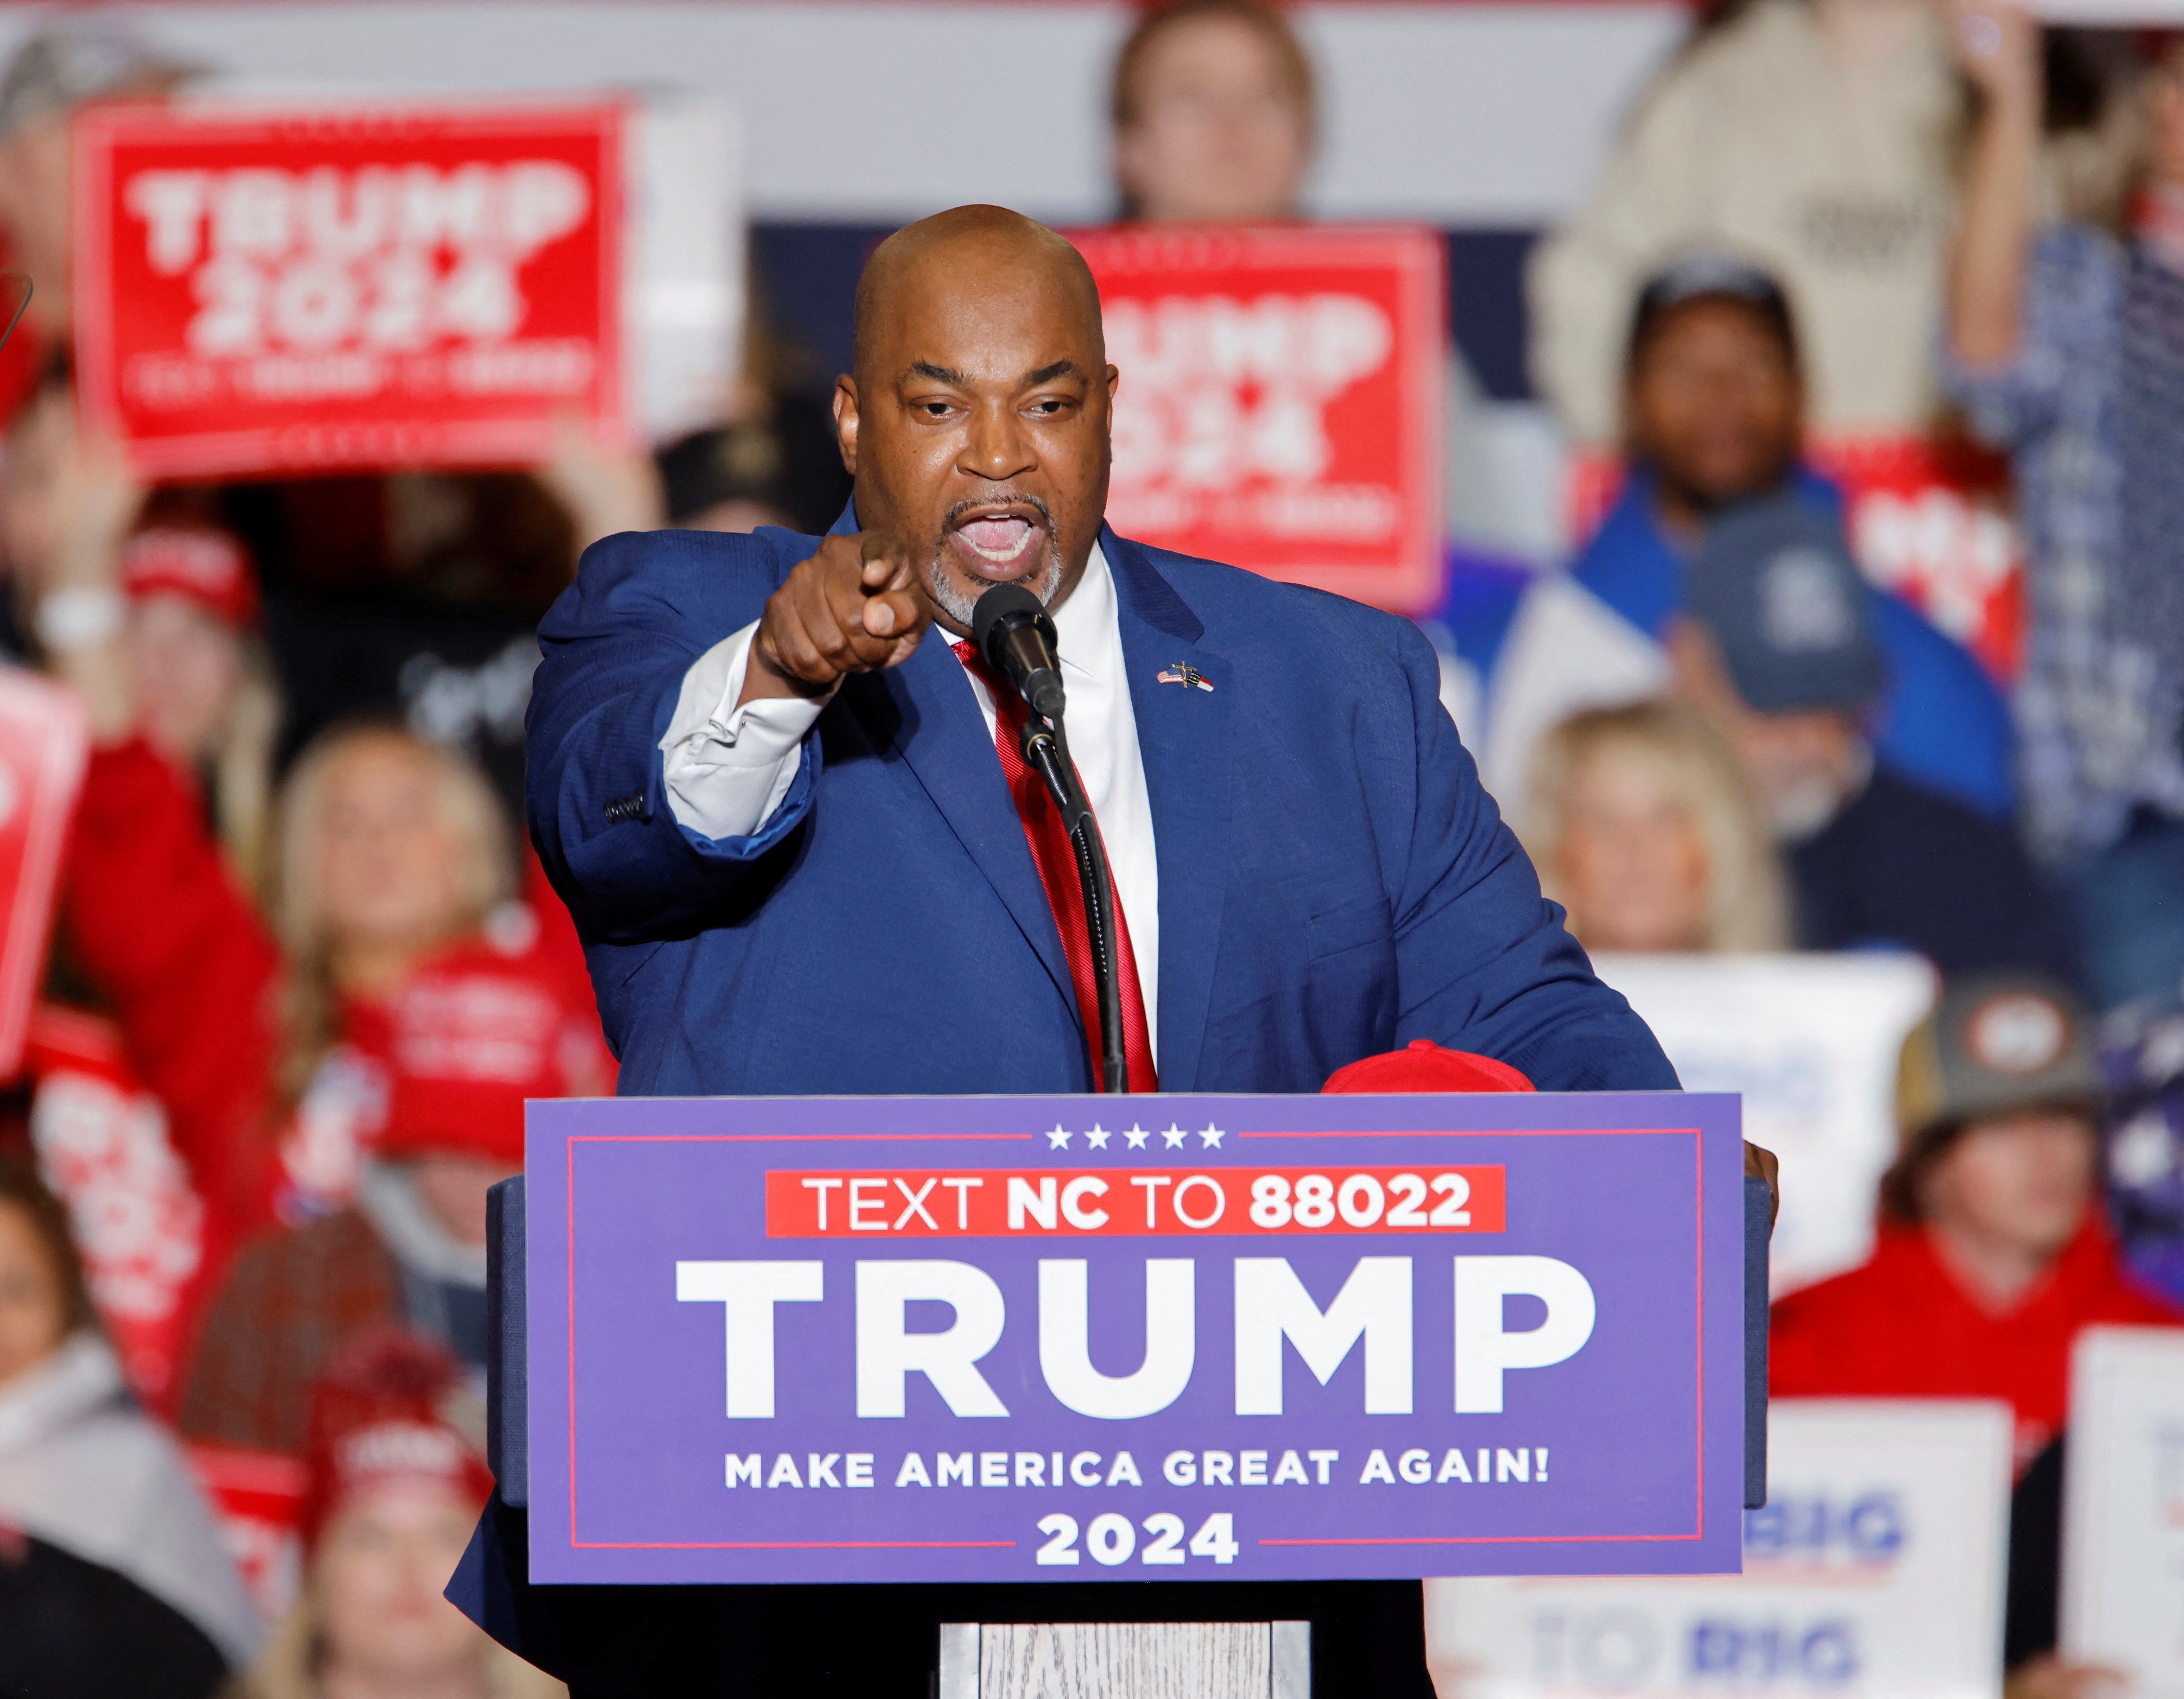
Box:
[526,515,1676,1096]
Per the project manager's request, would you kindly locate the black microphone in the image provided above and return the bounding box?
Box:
[972,583,1066,721]
[968,581,1126,1093]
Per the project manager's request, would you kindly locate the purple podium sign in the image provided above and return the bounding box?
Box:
[526,1091,1744,1585]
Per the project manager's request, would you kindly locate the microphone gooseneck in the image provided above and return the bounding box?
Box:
[969,582,1129,1096]
[972,583,1066,722]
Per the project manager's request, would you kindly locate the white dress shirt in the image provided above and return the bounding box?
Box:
[659,542,1162,1057]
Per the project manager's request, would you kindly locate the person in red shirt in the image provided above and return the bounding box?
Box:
[1772,969,2177,1692]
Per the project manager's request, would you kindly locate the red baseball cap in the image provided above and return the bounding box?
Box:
[1322,1039,1534,1095]
[301,1328,493,1544]
[121,525,260,629]
[354,930,616,1166]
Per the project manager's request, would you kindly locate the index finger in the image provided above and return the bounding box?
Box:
[858,531,918,590]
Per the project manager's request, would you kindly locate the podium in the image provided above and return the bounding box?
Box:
[477,1091,1769,1693]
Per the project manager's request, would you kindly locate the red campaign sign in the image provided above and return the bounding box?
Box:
[765,1164,1507,1238]
[73,99,624,478]
[0,671,85,1080]
[1814,434,2023,684]
[26,1005,210,1412]
[1073,224,1446,615]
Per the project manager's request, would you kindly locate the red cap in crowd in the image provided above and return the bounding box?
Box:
[301,1328,493,1545]
[1321,1038,1535,1095]
[121,525,261,629]
[356,930,616,1166]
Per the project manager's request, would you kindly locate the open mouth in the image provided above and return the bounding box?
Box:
[946,503,1049,579]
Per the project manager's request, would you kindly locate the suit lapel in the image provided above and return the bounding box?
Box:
[824,500,1076,1023]
[844,631,1080,1029]
[1106,528,1235,1091]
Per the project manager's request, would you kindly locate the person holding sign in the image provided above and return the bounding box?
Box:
[508,205,1692,1696]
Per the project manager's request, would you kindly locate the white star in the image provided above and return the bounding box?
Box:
[1124,1124,1150,1150]
[1047,1125,1072,1149]
[1086,1125,1111,1150]
[1199,1124,1225,1149]
[1162,1124,1188,1149]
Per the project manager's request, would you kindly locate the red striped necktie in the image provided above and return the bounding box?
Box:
[953,640,1157,1092]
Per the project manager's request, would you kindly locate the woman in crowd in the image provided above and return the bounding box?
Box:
[1945,5,2184,1011]
[23,460,609,1422]
[0,1159,259,1698]
[1520,699,1789,955]
[1109,0,1314,224]
[4,382,280,885]
[64,715,613,1454]
[179,731,612,1451]
[116,524,282,887]
[229,1330,561,1699]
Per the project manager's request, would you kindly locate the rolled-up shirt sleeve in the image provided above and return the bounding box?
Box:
[1940,225,2116,450]
[657,621,831,841]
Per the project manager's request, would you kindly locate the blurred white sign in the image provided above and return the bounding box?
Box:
[2063,1326,2184,1696]
[626,94,743,444]
[2030,0,2184,20]
[1426,1399,2013,1699]
[1593,954,1935,1297]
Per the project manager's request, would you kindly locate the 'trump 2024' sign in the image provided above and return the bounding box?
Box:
[1074,225,1446,615]
[527,1092,1744,1584]
[74,100,622,476]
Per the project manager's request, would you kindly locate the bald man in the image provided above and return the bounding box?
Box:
[500,207,1677,1694]
[531,206,1669,1100]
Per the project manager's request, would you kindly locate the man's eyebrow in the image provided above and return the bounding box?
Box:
[908,361,969,385]
[1024,360,1081,385]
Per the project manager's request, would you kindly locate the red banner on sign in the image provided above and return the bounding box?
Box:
[73,99,624,477]
[1073,224,1445,614]
[1814,434,2023,683]
[26,1005,212,1411]
[0,671,85,1080]
[765,1164,1507,1238]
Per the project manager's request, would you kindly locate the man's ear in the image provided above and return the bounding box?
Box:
[833,375,860,476]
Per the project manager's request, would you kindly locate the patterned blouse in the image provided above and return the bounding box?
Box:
[1944,220,2184,865]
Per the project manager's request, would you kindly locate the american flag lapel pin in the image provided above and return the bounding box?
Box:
[1156,663,1216,693]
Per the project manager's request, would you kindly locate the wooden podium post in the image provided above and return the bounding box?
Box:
[938,1621,1310,1699]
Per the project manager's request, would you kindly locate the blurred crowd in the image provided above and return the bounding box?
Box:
[0,1,2179,1695]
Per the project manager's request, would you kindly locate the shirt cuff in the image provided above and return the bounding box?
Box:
[658,621,831,841]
